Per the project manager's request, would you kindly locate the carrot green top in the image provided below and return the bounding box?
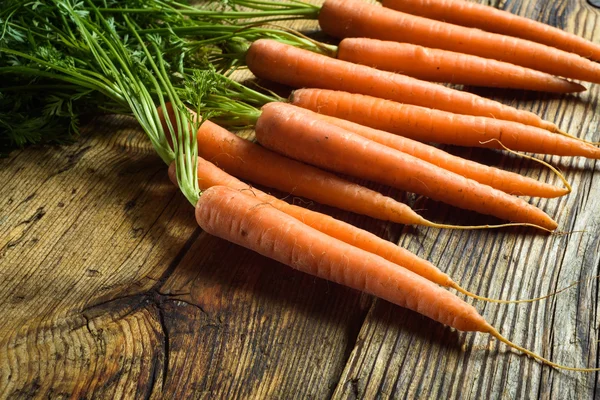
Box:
[1,0,287,203]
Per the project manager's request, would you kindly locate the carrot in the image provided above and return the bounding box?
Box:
[197,186,477,328]
[382,0,600,62]
[245,39,561,133]
[255,102,558,230]
[303,108,569,198]
[336,38,585,93]
[156,103,438,227]
[196,185,599,371]
[318,0,600,84]
[290,88,600,159]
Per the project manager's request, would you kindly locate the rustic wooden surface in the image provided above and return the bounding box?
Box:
[2,0,600,398]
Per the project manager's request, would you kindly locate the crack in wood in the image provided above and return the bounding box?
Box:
[144,351,162,400]
[155,301,170,392]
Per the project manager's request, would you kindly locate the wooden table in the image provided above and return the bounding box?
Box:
[2,1,600,398]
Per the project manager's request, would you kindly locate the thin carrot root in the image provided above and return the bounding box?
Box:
[487,327,600,371]
[425,221,579,236]
[479,138,572,195]
[421,221,555,233]
[450,281,580,304]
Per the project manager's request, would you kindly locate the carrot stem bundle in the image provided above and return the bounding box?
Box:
[245,39,561,132]
[336,38,585,93]
[382,0,600,62]
[255,102,558,230]
[290,88,600,159]
[319,0,600,84]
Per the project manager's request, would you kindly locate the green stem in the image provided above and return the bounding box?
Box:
[0,65,125,104]
[123,14,200,205]
[0,83,82,91]
[95,7,320,20]
[202,94,263,128]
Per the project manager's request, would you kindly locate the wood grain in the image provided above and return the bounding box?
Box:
[1,0,600,399]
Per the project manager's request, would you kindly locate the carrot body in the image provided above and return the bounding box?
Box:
[382,0,600,62]
[319,0,600,83]
[245,39,559,132]
[290,88,600,159]
[157,103,431,226]
[255,102,558,230]
[196,185,491,332]
[336,38,584,93]
[305,109,568,198]
[169,157,453,287]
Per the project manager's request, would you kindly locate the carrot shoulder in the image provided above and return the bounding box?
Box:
[290,88,600,159]
[318,0,600,84]
[245,38,559,132]
[196,185,489,332]
[303,108,568,198]
[255,102,558,230]
[336,38,584,93]
[382,0,600,62]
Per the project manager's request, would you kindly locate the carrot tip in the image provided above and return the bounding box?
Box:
[574,82,587,93]
[488,328,600,372]
[452,283,549,304]
[424,221,556,233]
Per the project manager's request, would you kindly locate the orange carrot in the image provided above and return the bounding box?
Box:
[255,102,558,230]
[336,38,585,92]
[157,103,434,226]
[245,39,560,132]
[197,185,488,331]
[382,0,600,62]
[196,185,599,371]
[303,108,568,198]
[318,0,600,83]
[290,88,600,159]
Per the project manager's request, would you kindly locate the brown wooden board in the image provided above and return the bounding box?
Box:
[1,1,600,399]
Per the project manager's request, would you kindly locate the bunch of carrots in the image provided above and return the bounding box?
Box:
[3,0,600,371]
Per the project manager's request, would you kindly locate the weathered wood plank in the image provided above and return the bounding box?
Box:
[2,0,600,398]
